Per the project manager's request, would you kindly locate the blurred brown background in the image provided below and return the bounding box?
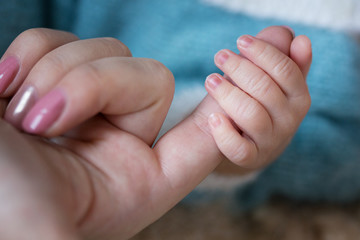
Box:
[132,195,360,240]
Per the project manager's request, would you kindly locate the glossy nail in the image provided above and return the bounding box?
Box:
[0,57,20,93]
[22,89,66,134]
[4,85,38,129]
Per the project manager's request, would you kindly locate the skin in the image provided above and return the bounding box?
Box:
[0,26,311,239]
[212,26,312,174]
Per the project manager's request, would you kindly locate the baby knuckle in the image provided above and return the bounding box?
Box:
[247,73,273,97]
[227,57,246,77]
[280,112,297,133]
[291,93,311,119]
[222,86,239,105]
[295,94,311,118]
[273,57,295,79]
[254,119,272,135]
[303,94,312,112]
[234,101,270,134]
[254,43,272,62]
[234,99,260,120]
[229,143,252,166]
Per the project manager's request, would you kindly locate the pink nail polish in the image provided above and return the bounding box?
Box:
[206,74,222,90]
[0,57,20,93]
[22,89,66,134]
[237,35,254,48]
[215,51,229,65]
[4,85,38,129]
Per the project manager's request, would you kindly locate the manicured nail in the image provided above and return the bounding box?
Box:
[215,50,229,65]
[4,85,38,129]
[0,57,20,93]
[22,89,66,134]
[206,74,222,90]
[209,113,222,128]
[237,35,254,48]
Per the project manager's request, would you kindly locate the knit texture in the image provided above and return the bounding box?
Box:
[1,0,359,210]
[202,0,360,33]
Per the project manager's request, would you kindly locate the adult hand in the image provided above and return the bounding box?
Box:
[0,28,189,240]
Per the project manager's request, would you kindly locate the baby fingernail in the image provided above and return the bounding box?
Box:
[206,74,222,90]
[23,89,66,134]
[0,57,20,93]
[209,113,222,128]
[4,85,38,129]
[237,35,254,48]
[215,50,229,65]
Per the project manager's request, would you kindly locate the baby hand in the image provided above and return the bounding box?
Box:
[204,28,312,169]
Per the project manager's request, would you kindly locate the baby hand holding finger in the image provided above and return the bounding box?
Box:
[205,35,312,168]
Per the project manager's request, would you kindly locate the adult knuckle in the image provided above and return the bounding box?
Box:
[191,110,213,137]
[75,63,103,91]
[37,53,68,76]
[156,61,175,100]
[17,28,54,47]
[148,59,175,91]
[101,37,132,56]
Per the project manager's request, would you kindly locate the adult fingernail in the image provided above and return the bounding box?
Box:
[0,57,20,93]
[22,89,66,134]
[4,85,38,129]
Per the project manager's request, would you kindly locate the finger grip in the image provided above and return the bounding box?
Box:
[208,112,258,168]
[17,57,174,145]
